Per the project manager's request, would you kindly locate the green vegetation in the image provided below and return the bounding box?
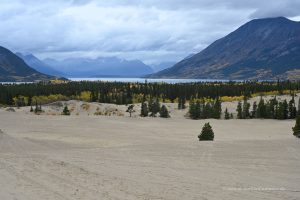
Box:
[126,105,135,117]
[224,108,231,120]
[178,97,186,110]
[236,96,297,120]
[1,80,300,106]
[292,115,300,137]
[198,123,214,141]
[149,99,160,117]
[140,102,149,117]
[189,98,222,120]
[159,105,170,118]
[62,105,71,115]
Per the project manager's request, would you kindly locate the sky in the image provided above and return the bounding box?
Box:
[0,0,300,65]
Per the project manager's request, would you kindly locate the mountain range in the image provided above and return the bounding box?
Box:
[0,46,55,82]
[16,53,65,77]
[149,17,300,80]
[42,57,154,78]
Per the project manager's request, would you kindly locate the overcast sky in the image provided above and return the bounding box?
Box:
[0,0,299,64]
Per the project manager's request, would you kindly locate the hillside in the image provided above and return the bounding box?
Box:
[0,46,55,82]
[150,17,300,80]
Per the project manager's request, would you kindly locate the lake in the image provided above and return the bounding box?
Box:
[69,78,232,83]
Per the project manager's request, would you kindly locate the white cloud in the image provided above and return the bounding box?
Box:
[0,0,299,64]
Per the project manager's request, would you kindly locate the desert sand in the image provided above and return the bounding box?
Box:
[0,96,299,200]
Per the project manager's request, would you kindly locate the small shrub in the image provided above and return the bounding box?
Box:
[160,105,170,118]
[62,106,70,115]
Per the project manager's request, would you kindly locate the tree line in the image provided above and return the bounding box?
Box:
[1,80,300,106]
[236,95,300,120]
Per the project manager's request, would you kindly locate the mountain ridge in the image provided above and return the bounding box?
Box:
[149,17,300,80]
[0,46,56,82]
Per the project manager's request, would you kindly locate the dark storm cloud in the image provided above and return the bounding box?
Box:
[0,0,299,64]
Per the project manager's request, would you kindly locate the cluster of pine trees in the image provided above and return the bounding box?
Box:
[140,99,170,118]
[189,98,222,119]
[236,96,300,120]
[1,80,300,106]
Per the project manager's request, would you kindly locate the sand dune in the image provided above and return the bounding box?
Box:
[0,96,299,200]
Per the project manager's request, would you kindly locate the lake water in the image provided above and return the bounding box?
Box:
[69,78,232,83]
[0,78,235,85]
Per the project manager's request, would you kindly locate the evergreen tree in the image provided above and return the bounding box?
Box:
[283,100,288,119]
[251,101,257,118]
[277,102,285,120]
[34,101,41,113]
[150,99,160,117]
[242,98,250,119]
[178,98,182,110]
[203,103,212,119]
[224,108,230,120]
[140,102,149,117]
[182,98,186,109]
[178,97,186,110]
[297,97,300,116]
[257,97,266,118]
[292,115,300,137]
[236,101,243,119]
[189,100,197,119]
[269,97,277,119]
[288,96,297,119]
[212,98,222,119]
[62,105,70,115]
[160,105,170,118]
[198,123,214,141]
[126,105,135,117]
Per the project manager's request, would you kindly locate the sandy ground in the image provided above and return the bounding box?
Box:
[0,96,300,200]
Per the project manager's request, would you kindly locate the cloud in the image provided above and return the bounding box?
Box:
[0,0,299,64]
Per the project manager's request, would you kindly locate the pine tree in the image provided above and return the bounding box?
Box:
[277,102,285,120]
[292,115,300,137]
[283,100,288,119]
[242,98,250,119]
[189,100,197,119]
[236,101,243,119]
[288,96,296,119]
[212,98,222,119]
[198,123,214,141]
[160,105,170,118]
[140,102,149,117]
[178,98,182,110]
[297,97,300,116]
[257,97,266,118]
[62,105,70,115]
[34,101,39,113]
[126,105,135,117]
[150,99,160,117]
[251,101,257,118]
[178,97,186,110]
[269,97,277,119]
[182,98,186,109]
[203,103,212,119]
[224,108,230,120]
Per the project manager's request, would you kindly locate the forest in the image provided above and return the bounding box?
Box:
[1,80,300,107]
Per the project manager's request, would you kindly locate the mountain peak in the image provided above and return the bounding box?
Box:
[149,17,300,80]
